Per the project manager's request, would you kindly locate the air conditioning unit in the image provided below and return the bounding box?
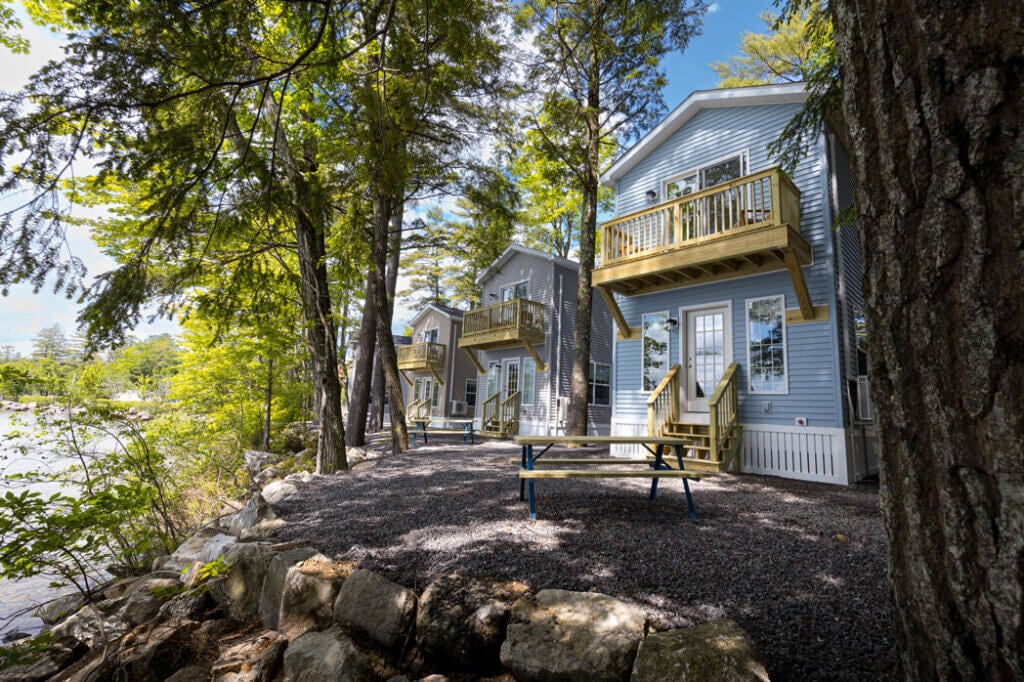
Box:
[556,397,569,422]
[856,375,873,421]
[450,399,467,416]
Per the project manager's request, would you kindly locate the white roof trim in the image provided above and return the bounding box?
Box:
[601,83,809,188]
[409,302,463,328]
[476,244,578,285]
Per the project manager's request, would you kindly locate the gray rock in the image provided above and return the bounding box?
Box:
[499,589,647,682]
[115,618,201,682]
[333,569,416,651]
[157,590,214,622]
[282,627,371,682]
[165,665,211,682]
[200,533,239,562]
[227,494,277,537]
[260,549,344,637]
[262,480,298,505]
[239,518,289,541]
[630,620,770,682]
[210,630,287,682]
[255,465,282,488]
[415,575,527,669]
[120,591,163,627]
[210,543,277,623]
[157,527,225,571]
[35,593,86,625]
[50,600,129,648]
[0,636,86,681]
[244,449,278,477]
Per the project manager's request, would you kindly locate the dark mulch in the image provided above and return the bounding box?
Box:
[274,440,895,681]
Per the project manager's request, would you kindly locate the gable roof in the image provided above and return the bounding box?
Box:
[601,82,809,188]
[409,302,465,328]
[477,244,578,285]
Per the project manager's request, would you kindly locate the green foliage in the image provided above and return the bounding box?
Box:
[711,6,826,87]
[0,364,31,399]
[399,206,453,311]
[0,631,56,670]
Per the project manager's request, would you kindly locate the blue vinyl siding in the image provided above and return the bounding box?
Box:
[611,102,842,429]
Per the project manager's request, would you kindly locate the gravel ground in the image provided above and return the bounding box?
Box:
[274,439,895,681]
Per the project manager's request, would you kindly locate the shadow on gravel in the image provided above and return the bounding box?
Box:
[274,442,894,681]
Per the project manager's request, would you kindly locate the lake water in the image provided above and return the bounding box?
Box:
[0,410,88,638]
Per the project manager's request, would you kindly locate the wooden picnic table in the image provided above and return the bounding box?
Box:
[514,435,713,520]
[411,418,477,445]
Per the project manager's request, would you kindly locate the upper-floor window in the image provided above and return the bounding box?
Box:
[501,281,529,301]
[589,361,611,406]
[664,152,749,200]
[421,327,439,343]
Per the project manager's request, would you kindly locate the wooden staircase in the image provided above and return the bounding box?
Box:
[647,364,743,473]
[480,390,520,438]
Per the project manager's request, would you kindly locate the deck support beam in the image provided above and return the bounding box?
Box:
[523,342,549,372]
[400,370,412,386]
[429,367,445,385]
[463,348,485,374]
[783,249,815,320]
[599,286,635,340]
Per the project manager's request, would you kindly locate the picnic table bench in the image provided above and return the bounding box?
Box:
[411,418,477,445]
[514,435,714,520]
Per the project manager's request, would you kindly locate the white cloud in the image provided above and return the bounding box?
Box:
[707,2,720,13]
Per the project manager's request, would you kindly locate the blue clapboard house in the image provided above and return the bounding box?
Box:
[594,83,877,484]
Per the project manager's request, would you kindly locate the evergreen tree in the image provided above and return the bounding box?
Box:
[399,207,453,311]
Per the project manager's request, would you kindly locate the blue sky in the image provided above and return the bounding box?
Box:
[0,0,774,355]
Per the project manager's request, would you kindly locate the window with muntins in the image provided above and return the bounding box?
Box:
[465,379,477,407]
[746,295,788,394]
[643,311,671,391]
[589,362,611,406]
[522,358,535,405]
[664,152,748,199]
[501,281,529,301]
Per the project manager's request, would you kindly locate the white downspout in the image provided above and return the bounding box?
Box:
[554,273,563,436]
[448,320,457,419]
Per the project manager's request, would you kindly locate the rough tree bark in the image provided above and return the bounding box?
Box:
[833,2,1023,678]
[346,277,376,447]
[369,194,409,453]
[369,212,402,431]
[567,50,601,437]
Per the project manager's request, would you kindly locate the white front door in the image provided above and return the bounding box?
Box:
[684,306,731,412]
[502,358,520,401]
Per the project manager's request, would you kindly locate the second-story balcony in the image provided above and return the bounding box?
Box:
[592,167,810,297]
[458,298,545,351]
[397,342,446,372]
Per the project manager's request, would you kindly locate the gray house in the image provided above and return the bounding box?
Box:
[458,245,613,438]
[398,303,478,421]
[594,83,876,484]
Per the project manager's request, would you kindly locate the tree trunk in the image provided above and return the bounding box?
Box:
[369,215,402,431]
[833,2,1024,678]
[346,277,377,446]
[261,356,273,451]
[567,53,602,437]
[370,194,409,453]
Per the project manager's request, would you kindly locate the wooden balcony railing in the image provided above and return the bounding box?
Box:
[397,342,446,371]
[599,167,800,266]
[459,298,545,348]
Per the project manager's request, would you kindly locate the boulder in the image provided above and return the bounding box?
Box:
[114,618,201,682]
[166,665,212,682]
[260,549,346,637]
[210,543,278,623]
[157,590,215,622]
[255,465,282,488]
[282,627,372,682]
[630,620,770,682]
[244,449,278,477]
[156,527,225,571]
[210,630,288,682]
[50,599,129,648]
[35,593,86,625]
[333,569,417,651]
[499,589,647,682]
[200,533,239,562]
[0,636,87,682]
[415,575,528,669]
[226,494,277,537]
[261,480,298,505]
[239,518,289,541]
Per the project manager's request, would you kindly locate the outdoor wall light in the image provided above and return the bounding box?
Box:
[488,292,498,299]
[666,318,679,329]
[645,189,658,203]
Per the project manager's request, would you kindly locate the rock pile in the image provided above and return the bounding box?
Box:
[1,460,769,682]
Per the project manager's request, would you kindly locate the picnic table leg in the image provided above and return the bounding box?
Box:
[423,422,428,445]
[520,444,526,501]
[676,444,698,521]
[412,423,419,445]
[527,443,537,520]
[649,443,666,501]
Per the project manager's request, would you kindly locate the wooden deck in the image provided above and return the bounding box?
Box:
[397,342,446,372]
[458,298,548,371]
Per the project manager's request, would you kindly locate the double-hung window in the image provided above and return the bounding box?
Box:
[589,362,611,406]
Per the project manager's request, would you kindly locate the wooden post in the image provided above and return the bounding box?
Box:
[783,250,816,320]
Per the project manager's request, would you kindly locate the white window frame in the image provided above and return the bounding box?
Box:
[421,327,439,344]
[501,280,529,302]
[745,294,789,395]
[521,357,536,406]
[661,150,750,201]
[465,378,477,407]
[589,361,611,406]
[641,310,671,393]
[678,301,733,404]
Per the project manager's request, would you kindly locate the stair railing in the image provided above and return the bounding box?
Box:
[500,391,521,436]
[481,392,500,432]
[406,398,430,422]
[646,364,681,437]
[708,363,739,462]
